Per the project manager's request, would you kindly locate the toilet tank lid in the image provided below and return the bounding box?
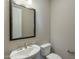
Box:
[40,43,51,48]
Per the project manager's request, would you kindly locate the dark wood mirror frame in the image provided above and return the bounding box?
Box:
[9,0,36,41]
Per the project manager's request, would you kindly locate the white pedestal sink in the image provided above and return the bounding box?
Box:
[10,44,40,59]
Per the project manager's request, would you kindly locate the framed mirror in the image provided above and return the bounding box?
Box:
[10,0,36,40]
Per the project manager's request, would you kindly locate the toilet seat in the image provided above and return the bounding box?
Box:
[46,53,62,59]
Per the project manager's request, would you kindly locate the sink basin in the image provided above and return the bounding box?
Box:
[10,44,40,59]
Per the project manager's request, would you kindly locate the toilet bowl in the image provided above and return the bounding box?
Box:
[46,53,62,59]
[40,43,62,59]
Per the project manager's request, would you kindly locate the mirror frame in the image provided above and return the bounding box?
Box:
[9,0,36,41]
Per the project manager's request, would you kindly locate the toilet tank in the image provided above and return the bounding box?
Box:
[40,43,51,56]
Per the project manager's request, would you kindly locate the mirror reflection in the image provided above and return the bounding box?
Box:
[10,0,36,40]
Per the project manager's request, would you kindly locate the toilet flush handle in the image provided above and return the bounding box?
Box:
[67,50,75,55]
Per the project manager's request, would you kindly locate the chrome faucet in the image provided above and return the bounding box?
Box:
[24,41,35,48]
[24,42,27,48]
[24,42,31,48]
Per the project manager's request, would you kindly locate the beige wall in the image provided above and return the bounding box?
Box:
[4,0,50,59]
[50,0,75,59]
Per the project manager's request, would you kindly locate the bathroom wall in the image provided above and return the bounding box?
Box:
[50,0,75,59]
[4,0,50,59]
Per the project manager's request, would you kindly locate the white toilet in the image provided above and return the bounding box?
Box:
[40,43,62,59]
